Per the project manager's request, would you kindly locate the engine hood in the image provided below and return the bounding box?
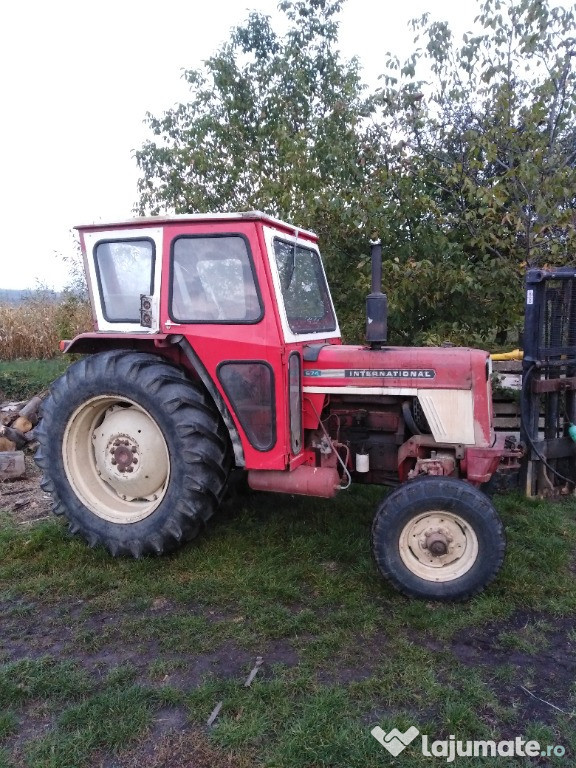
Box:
[302,345,489,391]
[301,344,493,446]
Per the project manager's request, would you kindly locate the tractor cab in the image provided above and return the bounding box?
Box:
[73,212,340,474]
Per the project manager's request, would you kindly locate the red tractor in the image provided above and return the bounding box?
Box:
[36,211,522,601]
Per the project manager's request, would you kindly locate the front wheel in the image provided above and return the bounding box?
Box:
[371,477,505,601]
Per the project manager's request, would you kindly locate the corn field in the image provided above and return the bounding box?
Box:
[0,295,92,360]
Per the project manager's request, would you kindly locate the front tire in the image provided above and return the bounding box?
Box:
[371,476,505,601]
[35,350,231,556]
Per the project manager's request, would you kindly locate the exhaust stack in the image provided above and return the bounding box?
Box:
[366,238,388,349]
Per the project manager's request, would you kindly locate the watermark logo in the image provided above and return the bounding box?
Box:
[371,725,566,762]
[370,726,420,756]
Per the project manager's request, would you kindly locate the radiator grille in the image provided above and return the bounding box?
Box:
[538,278,576,362]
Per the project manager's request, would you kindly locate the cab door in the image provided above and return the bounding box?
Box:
[160,221,288,471]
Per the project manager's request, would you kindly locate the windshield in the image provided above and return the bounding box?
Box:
[273,238,336,334]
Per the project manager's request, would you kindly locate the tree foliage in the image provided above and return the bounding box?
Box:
[136,0,576,346]
[136,0,367,228]
[376,0,576,342]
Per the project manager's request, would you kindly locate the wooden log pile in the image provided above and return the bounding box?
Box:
[0,395,44,480]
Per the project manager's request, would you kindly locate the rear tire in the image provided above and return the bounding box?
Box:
[371,476,505,601]
[35,350,231,556]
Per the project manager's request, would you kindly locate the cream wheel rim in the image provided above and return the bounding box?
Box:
[398,511,478,582]
[63,396,170,524]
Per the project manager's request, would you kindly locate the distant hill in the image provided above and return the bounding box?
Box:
[0,288,62,305]
[0,289,30,304]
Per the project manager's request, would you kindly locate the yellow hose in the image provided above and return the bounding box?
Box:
[490,349,523,361]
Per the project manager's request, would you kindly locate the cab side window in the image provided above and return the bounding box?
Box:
[170,235,262,323]
[95,239,154,322]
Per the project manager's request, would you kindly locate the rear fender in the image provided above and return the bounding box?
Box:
[61,333,245,467]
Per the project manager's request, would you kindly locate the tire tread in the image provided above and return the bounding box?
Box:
[371,476,505,601]
[35,350,230,557]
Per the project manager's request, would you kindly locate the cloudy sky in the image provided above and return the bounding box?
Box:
[2,0,487,290]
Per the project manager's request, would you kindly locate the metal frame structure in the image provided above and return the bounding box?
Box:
[522,268,576,496]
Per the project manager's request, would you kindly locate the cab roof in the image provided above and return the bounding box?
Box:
[75,210,318,240]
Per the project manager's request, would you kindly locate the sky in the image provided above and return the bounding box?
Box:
[1,0,483,291]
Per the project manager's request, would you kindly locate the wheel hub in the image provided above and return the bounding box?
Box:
[63,395,170,524]
[109,437,139,473]
[425,531,449,557]
[92,406,168,501]
[398,511,479,582]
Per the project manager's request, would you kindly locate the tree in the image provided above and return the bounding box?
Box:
[61,232,89,301]
[136,1,368,227]
[136,0,576,347]
[136,0,385,340]
[375,0,576,343]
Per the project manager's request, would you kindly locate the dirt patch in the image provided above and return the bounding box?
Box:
[315,630,389,685]
[1,597,300,684]
[1,594,297,767]
[102,727,254,768]
[0,453,53,524]
[422,610,576,724]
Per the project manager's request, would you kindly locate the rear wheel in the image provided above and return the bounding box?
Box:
[371,476,505,601]
[35,350,231,556]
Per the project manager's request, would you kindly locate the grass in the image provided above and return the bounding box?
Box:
[1,487,576,766]
[0,358,71,401]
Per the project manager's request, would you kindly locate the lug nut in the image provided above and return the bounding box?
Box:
[118,466,125,473]
[111,459,117,465]
[113,440,120,447]
[131,446,137,453]
[127,466,133,473]
[133,457,138,464]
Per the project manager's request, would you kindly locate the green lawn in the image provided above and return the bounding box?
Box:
[1,487,575,767]
[0,359,70,401]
